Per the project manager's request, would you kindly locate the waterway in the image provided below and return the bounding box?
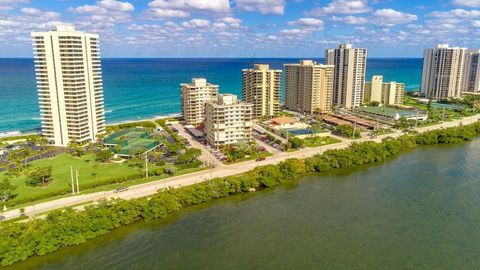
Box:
[6,140,480,270]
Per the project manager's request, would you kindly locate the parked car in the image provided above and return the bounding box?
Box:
[255,157,266,162]
[114,187,129,193]
[0,215,5,222]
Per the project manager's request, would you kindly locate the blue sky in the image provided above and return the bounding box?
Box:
[0,0,479,57]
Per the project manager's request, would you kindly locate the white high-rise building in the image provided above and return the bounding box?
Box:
[242,64,282,118]
[364,75,405,106]
[284,60,334,114]
[205,94,253,147]
[31,25,105,147]
[180,78,219,125]
[326,44,367,108]
[462,50,480,93]
[420,44,467,99]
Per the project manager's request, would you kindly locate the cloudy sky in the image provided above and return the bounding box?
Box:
[0,0,479,57]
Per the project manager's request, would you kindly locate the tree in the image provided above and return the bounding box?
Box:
[0,179,17,202]
[95,149,113,162]
[164,165,177,175]
[335,125,360,138]
[25,166,52,187]
[288,137,304,149]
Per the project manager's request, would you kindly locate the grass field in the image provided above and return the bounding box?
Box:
[302,136,341,147]
[0,153,141,205]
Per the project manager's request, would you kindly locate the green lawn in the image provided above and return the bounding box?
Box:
[0,153,141,206]
[302,136,341,147]
[224,151,273,164]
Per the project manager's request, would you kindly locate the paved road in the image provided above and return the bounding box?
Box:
[3,114,480,220]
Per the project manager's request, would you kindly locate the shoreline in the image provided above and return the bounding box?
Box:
[3,113,480,220]
[1,117,480,266]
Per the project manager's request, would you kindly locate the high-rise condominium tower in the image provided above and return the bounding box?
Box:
[180,78,219,126]
[31,25,105,147]
[242,64,282,118]
[284,60,334,114]
[364,75,405,106]
[421,44,467,100]
[462,50,480,93]
[326,44,367,108]
[205,94,253,147]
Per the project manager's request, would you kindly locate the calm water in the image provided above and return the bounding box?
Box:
[7,140,480,270]
[0,58,422,133]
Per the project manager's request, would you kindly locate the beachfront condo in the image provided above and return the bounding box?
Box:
[326,44,367,109]
[181,78,219,126]
[364,75,405,106]
[421,44,467,100]
[31,25,105,147]
[462,50,480,93]
[242,64,282,118]
[284,60,334,114]
[205,94,253,147]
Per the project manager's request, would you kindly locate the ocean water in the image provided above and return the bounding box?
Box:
[0,58,422,133]
[7,140,480,270]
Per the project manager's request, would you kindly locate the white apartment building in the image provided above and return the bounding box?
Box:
[180,78,219,126]
[421,44,467,100]
[364,75,405,106]
[284,60,334,114]
[326,44,367,108]
[205,94,253,147]
[462,50,480,93]
[242,64,282,118]
[31,25,105,147]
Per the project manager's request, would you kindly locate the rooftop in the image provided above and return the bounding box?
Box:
[271,116,296,125]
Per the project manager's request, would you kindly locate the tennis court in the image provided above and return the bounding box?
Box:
[104,128,161,156]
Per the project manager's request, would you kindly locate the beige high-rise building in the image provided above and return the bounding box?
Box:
[242,64,281,118]
[364,75,405,106]
[421,44,467,100]
[180,78,219,126]
[462,49,480,93]
[284,60,334,114]
[205,94,253,147]
[326,44,367,108]
[31,25,105,147]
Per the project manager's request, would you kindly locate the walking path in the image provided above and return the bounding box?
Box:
[3,114,480,221]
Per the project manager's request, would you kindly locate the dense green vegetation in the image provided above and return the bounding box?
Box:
[334,124,361,138]
[1,121,480,266]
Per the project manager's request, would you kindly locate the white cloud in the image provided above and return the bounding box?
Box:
[69,0,135,23]
[371,9,417,25]
[308,0,371,16]
[288,17,324,28]
[332,9,417,26]
[21,7,60,19]
[452,0,480,8]
[181,18,211,28]
[429,8,480,19]
[236,0,285,15]
[98,0,134,12]
[0,0,29,11]
[147,0,231,18]
[473,20,480,27]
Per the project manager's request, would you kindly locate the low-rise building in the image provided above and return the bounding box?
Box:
[205,94,253,147]
[364,75,405,106]
[181,78,219,126]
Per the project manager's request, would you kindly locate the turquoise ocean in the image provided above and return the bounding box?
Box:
[0,58,422,133]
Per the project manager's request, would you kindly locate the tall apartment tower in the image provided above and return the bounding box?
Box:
[242,64,282,118]
[326,44,367,108]
[284,60,334,114]
[205,94,253,147]
[180,78,219,126]
[364,75,405,106]
[420,44,467,100]
[462,50,480,93]
[31,25,105,147]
